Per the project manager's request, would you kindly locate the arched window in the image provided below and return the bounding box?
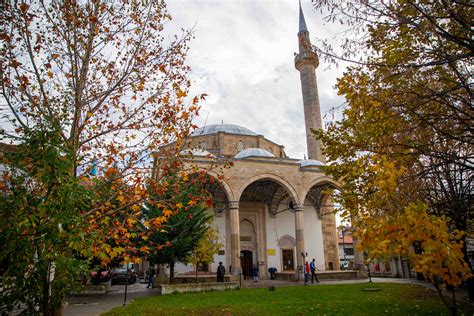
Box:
[200,141,208,149]
[278,235,296,271]
[240,219,256,243]
[236,140,245,153]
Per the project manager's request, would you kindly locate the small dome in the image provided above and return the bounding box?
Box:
[192,124,258,137]
[234,148,275,159]
[180,149,215,158]
[298,159,325,167]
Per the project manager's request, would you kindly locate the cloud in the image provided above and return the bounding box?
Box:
[166,0,346,159]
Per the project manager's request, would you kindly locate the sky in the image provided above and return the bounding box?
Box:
[165,0,346,159]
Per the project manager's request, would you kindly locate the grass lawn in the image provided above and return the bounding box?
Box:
[103,283,451,315]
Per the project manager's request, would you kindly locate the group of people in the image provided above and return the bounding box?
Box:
[147,259,319,285]
[217,262,260,282]
[304,258,319,285]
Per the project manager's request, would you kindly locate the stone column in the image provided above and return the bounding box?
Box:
[294,205,305,280]
[320,196,340,270]
[352,236,366,274]
[228,201,241,275]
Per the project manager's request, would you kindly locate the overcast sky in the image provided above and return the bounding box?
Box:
[165,0,346,159]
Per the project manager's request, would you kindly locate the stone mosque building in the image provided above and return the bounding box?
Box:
[169,4,340,279]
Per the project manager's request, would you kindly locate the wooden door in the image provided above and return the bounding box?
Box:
[241,250,253,278]
[282,249,294,271]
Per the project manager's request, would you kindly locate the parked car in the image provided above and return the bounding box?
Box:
[90,269,111,284]
[110,268,137,285]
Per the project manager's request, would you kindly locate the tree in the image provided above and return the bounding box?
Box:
[187,226,223,283]
[0,127,94,314]
[1,0,203,313]
[312,0,473,313]
[143,172,213,283]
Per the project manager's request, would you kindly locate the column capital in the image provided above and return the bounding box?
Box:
[228,201,239,210]
[292,204,304,212]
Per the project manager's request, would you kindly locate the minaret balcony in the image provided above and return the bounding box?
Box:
[294,51,319,70]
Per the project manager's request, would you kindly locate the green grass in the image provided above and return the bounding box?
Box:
[103,283,449,315]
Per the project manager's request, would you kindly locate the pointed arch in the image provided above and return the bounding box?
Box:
[188,170,235,216]
[302,176,339,219]
[236,173,299,205]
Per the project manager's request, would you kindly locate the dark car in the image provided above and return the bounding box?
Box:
[110,268,136,285]
[90,269,111,283]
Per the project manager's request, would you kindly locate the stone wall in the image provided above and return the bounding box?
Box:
[157,282,239,295]
[183,133,286,158]
[71,283,109,295]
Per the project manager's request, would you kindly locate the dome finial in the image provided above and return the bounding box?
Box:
[299,0,308,33]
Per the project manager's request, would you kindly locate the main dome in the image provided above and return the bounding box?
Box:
[191,124,258,136]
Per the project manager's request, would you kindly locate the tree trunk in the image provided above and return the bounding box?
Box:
[169,261,175,284]
[42,270,50,315]
[433,277,457,316]
[195,262,199,284]
[460,235,474,300]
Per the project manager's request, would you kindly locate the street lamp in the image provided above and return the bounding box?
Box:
[123,268,129,307]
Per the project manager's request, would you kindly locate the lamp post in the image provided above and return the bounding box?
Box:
[123,268,129,307]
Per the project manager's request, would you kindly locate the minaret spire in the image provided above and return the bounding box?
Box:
[295,1,325,162]
[299,0,308,32]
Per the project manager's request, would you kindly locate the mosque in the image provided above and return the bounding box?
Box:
[166,4,340,279]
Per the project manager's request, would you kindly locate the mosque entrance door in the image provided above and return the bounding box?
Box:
[241,250,253,279]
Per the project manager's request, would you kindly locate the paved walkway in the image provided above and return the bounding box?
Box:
[63,277,459,316]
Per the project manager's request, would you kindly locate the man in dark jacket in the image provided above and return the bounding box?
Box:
[310,258,319,283]
[217,262,225,282]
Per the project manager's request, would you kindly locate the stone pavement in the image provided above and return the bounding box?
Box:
[63,277,462,316]
[64,282,159,316]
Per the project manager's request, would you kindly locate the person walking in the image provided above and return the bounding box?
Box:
[217,262,226,282]
[310,258,319,283]
[304,261,310,285]
[252,265,259,282]
[147,268,155,288]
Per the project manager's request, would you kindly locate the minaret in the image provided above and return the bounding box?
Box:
[295,2,325,162]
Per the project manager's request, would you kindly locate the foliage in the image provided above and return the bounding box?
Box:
[0,0,204,313]
[187,225,223,282]
[312,0,473,312]
[143,171,213,282]
[103,283,451,316]
[0,127,94,313]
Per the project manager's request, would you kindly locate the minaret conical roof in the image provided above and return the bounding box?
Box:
[299,0,308,32]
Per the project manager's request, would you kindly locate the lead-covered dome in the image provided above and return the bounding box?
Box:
[235,148,275,159]
[180,149,216,158]
[192,124,258,136]
[298,159,325,167]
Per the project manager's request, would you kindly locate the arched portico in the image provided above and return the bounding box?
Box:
[235,173,300,205]
[224,174,306,278]
[303,178,340,270]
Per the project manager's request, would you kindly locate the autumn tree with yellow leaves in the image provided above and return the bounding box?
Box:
[313,0,473,313]
[188,225,223,283]
[0,0,206,314]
